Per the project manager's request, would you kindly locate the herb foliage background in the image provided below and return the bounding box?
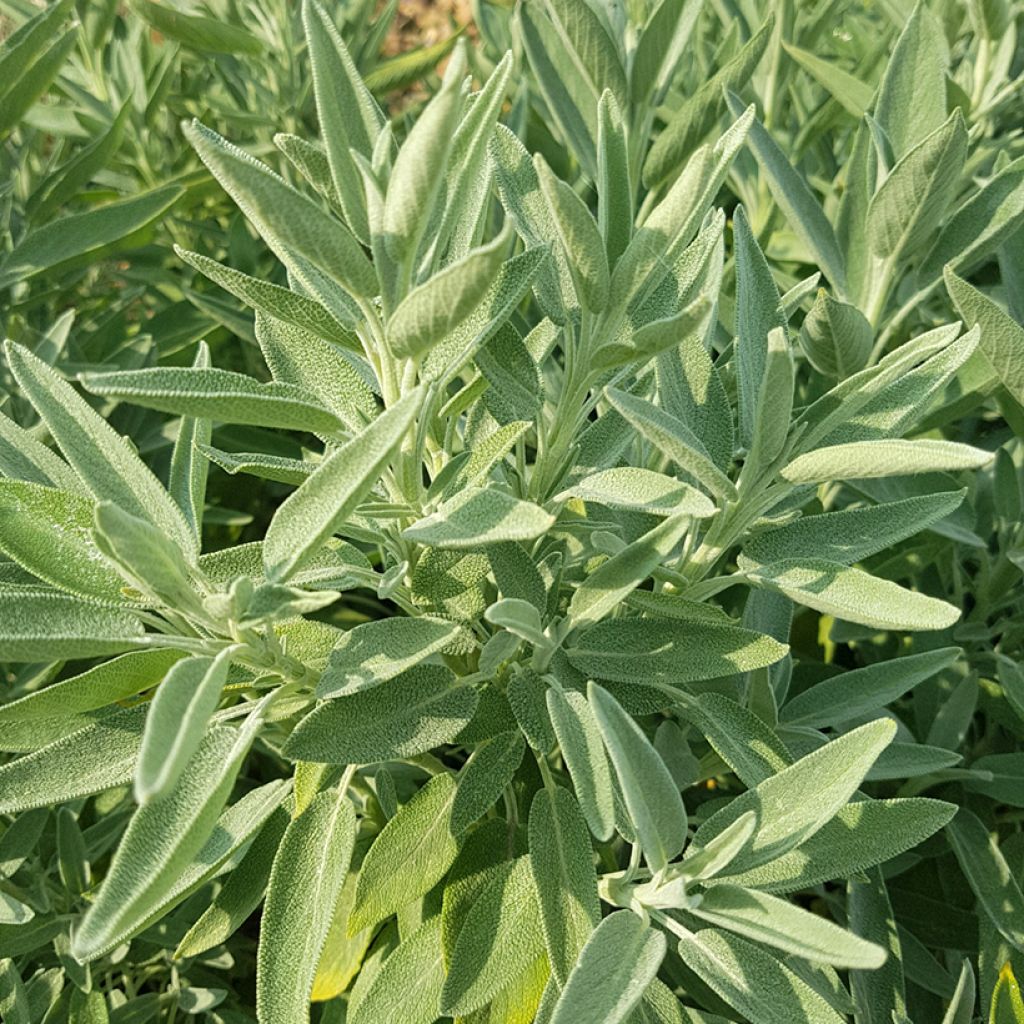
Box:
[1,0,1023,1022]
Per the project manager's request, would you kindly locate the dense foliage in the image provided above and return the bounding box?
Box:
[1,0,1024,1022]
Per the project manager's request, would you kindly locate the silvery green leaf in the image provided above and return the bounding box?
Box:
[489,124,574,319]
[676,693,791,788]
[780,648,960,728]
[0,481,128,603]
[677,811,757,883]
[566,618,787,685]
[4,342,196,560]
[676,928,846,1024]
[946,808,1024,952]
[780,439,992,483]
[317,615,461,697]
[798,290,873,379]
[382,43,466,264]
[528,786,599,985]
[198,446,313,486]
[348,916,445,1024]
[965,754,1024,807]
[642,16,773,187]
[921,156,1024,281]
[566,513,693,632]
[0,650,183,754]
[186,119,375,301]
[614,107,752,312]
[254,312,376,431]
[388,232,509,359]
[945,266,1024,405]
[476,327,542,425]
[873,2,949,158]
[693,718,896,873]
[746,327,794,476]
[781,41,874,117]
[72,708,266,961]
[690,884,886,968]
[630,0,702,105]
[175,246,360,347]
[515,0,627,181]
[175,802,290,958]
[80,366,347,437]
[0,408,82,494]
[134,648,233,804]
[741,491,964,567]
[486,597,546,647]
[733,205,787,448]
[597,90,632,266]
[440,855,546,1016]
[93,501,195,606]
[723,797,956,893]
[547,687,616,841]
[867,110,967,262]
[846,867,906,1023]
[403,488,555,549]
[725,93,846,297]
[256,787,356,1024]
[349,773,460,934]
[285,664,476,763]
[559,469,716,518]
[745,559,961,631]
[422,248,548,382]
[451,729,526,833]
[0,592,144,663]
[606,388,736,501]
[535,153,609,312]
[589,683,687,873]
[549,911,665,1024]
[264,389,422,581]
[303,0,383,244]
[431,52,514,263]
[168,341,211,548]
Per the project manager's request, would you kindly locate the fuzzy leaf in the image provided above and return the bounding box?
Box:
[404,488,555,549]
[256,788,356,1024]
[780,439,992,483]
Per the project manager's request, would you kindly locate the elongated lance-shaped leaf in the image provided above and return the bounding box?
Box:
[780,439,993,483]
[134,647,235,805]
[349,773,460,934]
[0,480,129,603]
[0,408,82,494]
[725,91,847,297]
[677,928,847,1024]
[745,559,961,632]
[256,787,356,1024]
[72,705,267,961]
[303,0,383,244]
[548,910,666,1024]
[0,705,148,815]
[4,342,196,560]
[693,718,897,873]
[566,513,691,631]
[606,387,737,500]
[946,808,1024,952]
[0,591,145,664]
[528,786,600,985]
[264,389,422,581]
[387,229,510,359]
[689,884,886,968]
[547,687,616,841]
[382,42,466,265]
[403,488,555,549]
[588,682,687,873]
[168,341,211,548]
[185,120,376,301]
[535,153,609,312]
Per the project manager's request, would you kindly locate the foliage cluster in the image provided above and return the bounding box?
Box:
[1,0,1024,1022]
